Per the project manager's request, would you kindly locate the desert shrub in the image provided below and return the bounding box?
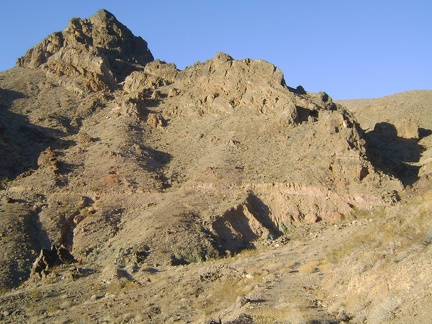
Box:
[0,285,9,295]
[328,200,431,266]
[253,307,307,323]
[0,177,9,190]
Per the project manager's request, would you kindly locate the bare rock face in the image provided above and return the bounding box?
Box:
[338,91,432,186]
[162,52,298,121]
[82,53,403,263]
[394,118,419,139]
[37,147,58,171]
[17,9,153,92]
[31,244,76,278]
[0,203,38,290]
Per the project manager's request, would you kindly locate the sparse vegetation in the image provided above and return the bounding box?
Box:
[328,198,432,266]
[0,177,9,190]
[0,286,9,296]
[253,307,307,324]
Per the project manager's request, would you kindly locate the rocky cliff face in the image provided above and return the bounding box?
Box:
[17,9,153,93]
[0,9,413,292]
[340,91,432,187]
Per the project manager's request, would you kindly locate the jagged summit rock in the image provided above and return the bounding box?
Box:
[17,9,153,92]
[1,9,432,323]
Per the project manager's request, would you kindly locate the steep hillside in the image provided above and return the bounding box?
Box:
[338,91,432,184]
[0,9,431,323]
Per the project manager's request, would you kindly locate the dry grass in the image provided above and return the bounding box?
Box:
[298,259,334,274]
[197,277,253,315]
[318,193,432,321]
[0,177,9,190]
[0,285,9,296]
[328,196,432,266]
[298,260,320,274]
[252,307,308,324]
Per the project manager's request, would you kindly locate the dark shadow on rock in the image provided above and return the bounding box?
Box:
[31,244,76,278]
[288,85,307,95]
[136,145,173,189]
[211,193,281,254]
[246,194,282,239]
[0,88,71,182]
[248,298,267,303]
[145,146,172,170]
[366,122,427,186]
[212,207,259,254]
[116,268,136,281]
[0,88,26,107]
[26,208,51,253]
[142,267,160,274]
[419,127,432,139]
[143,98,162,108]
[295,106,319,124]
[170,254,190,266]
[0,203,53,289]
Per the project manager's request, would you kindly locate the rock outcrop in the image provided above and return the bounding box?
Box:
[17,9,153,92]
[31,244,76,278]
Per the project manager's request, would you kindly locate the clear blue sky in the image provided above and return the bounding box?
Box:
[0,1,430,99]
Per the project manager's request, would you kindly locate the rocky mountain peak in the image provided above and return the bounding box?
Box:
[17,9,153,92]
[89,8,116,23]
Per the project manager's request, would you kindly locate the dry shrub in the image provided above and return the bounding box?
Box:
[253,307,307,324]
[298,260,320,274]
[328,199,432,266]
[319,192,432,321]
[0,286,9,296]
[298,259,334,274]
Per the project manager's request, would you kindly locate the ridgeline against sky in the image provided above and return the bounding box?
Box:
[1,1,431,99]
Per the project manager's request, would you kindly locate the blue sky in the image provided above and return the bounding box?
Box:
[0,1,430,99]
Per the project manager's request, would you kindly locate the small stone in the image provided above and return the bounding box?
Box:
[60,300,71,309]
[236,296,250,307]
[134,314,144,322]
[104,293,116,299]
[77,131,93,143]
[5,197,15,203]
[122,313,134,321]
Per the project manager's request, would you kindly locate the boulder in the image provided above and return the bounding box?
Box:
[31,244,76,277]
[37,147,58,171]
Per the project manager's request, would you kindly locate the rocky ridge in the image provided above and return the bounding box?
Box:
[17,9,153,93]
[0,9,431,323]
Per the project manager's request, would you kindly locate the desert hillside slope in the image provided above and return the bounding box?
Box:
[338,91,432,183]
[0,9,431,323]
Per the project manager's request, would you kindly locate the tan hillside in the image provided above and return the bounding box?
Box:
[0,9,431,323]
[338,91,432,184]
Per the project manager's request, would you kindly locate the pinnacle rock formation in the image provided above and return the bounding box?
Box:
[17,9,153,92]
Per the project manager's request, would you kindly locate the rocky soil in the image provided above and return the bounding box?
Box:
[0,9,431,323]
